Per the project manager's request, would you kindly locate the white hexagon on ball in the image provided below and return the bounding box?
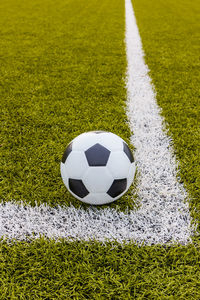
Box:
[83,193,114,205]
[107,151,131,178]
[83,167,113,193]
[60,131,135,205]
[72,132,99,151]
[64,151,88,179]
[97,132,124,151]
[60,163,69,189]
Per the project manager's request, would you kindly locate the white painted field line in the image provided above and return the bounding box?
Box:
[0,0,195,245]
[125,0,194,242]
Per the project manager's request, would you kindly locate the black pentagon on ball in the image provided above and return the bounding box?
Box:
[62,142,73,163]
[107,178,127,198]
[123,142,134,163]
[88,130,106,134]
[92,130,106,134]
[85,143,110,166]
[69,179,89,198]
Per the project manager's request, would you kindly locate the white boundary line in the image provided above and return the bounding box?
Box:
[0,0,195,245]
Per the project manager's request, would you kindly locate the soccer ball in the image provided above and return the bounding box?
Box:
[60,131,135,205]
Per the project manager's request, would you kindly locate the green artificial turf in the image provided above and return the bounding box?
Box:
[132,0,200,229]
[0,239,200,299]
[0,0,200,298]
[0,0,136,210]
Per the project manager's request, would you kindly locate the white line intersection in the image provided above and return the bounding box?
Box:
[0,0,194,245]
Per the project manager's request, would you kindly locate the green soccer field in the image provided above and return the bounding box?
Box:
[0,0,200,298]
[0,0,133,210]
